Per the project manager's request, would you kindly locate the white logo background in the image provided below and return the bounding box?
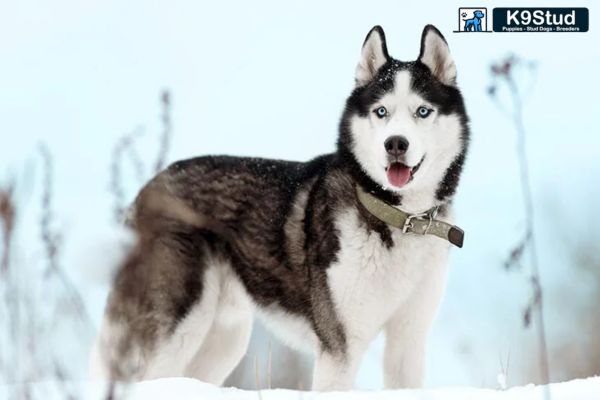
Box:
[457,7,490,32]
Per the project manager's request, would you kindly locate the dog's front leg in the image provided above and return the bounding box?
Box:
[311,344,365,391]
[383,318,427,388]
[383,266,448,388]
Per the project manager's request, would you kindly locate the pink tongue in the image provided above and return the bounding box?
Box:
[386,163,411,187]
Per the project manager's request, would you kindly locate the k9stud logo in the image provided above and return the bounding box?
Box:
[455,8,492,32]
[455,7,589,34]
[493,8,589,32]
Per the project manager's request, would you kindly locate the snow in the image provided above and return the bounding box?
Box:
[2,377,599,400]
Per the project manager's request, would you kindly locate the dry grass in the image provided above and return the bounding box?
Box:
[110,128,145,222]
[0,90,173,399]
[489,55,551,397]
[110,90,172,223]
[38,144,92,325]
[544,200,600,382]
[0,182,15,274]
[154,90,171,174]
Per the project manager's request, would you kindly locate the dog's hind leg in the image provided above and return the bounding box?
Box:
[141,262,223,380]
[184,266,254,385]
[93,216,227,381]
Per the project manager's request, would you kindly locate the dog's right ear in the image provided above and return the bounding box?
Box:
[355,26,390,87]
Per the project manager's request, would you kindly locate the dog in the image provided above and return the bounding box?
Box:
[464,10,485,31]
[91,24,469,391]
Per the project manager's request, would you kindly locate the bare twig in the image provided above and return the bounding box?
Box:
[154,90,171,174]
[53,361,77,400]
[105,381,116,400]
[111,90,172,222]
[110,128,145,222]
[0,182,17,384]
[126,143,146,183]
[38,144,93,326]
[503,231,530,271]
[38,145,60,276]
[267,340,272,390]
[489,56,551,398]
[0,183,15,274]
[497,349,511,390]
[254,356,263,400]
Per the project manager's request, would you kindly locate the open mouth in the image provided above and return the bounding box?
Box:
[385,156,425,188]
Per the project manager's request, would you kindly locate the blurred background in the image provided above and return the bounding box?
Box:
[1,0,598,394]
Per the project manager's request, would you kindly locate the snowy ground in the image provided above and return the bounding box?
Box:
[2,377,599,400]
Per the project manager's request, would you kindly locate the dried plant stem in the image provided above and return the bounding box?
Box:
[267,340,272,390]
[38,145,93,327]
[0,184,15,274]
[1,185,19,384]
[506,75,551,397]
[254,356,263,400]
[154,90,171,174]
[105,381,116,400]
[498,349,511,390]
[110,128,144,222]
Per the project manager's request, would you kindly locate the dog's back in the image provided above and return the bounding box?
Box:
[93,154,347,381]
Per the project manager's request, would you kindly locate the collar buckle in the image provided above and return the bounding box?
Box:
[402,206,440,235]
[402,212,426,234]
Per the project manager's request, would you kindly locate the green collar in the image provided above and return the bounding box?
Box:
[355,185,464,248]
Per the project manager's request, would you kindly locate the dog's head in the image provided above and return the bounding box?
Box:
[338,25,469,205]
[474,10,485,18]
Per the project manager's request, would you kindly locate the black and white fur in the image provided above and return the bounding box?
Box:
[92,25,469,390]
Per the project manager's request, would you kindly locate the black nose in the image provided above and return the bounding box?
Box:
[384,135,409,157]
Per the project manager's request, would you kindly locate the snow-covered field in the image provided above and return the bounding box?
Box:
[3,377,599,400]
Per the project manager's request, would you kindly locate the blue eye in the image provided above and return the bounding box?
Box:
[416,106,433,118]
[374,106,388,118]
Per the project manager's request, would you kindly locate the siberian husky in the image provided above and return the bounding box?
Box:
[92,24,469,390]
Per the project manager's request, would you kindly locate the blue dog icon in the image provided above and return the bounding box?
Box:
[463,10,485,31]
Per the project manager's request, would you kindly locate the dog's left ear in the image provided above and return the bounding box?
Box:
[418,25,456,86]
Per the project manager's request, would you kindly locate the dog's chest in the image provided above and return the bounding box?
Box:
[326,208,449,335]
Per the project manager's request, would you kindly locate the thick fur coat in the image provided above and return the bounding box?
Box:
[92,25,470,390]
